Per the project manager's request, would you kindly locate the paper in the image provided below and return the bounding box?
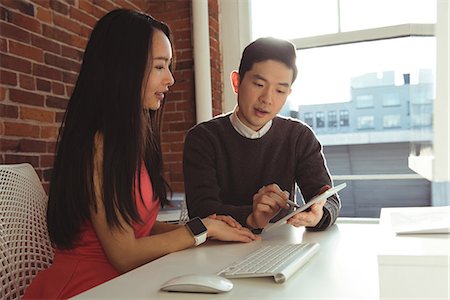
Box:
[390,206,450,234]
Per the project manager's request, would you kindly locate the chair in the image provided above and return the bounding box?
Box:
[0,163,54,300]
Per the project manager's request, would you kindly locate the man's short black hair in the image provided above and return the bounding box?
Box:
[238,37,297,84]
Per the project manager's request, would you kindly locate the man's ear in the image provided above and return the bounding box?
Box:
[230,71,239,94]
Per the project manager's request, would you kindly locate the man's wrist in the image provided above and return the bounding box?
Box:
[246,213,257,229]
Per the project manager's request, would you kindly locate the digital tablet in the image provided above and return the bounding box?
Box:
[264,183,347,232]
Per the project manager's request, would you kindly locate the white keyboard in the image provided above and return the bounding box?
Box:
[217,243,320,283]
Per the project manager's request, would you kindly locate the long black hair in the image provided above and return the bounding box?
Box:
[47,9,172,249]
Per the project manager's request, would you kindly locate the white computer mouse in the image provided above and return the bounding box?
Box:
[160,274,233,293]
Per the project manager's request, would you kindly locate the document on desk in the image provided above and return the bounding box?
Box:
[389,206,450,234]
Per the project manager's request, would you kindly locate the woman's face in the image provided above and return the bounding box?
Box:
[141,29,175,110]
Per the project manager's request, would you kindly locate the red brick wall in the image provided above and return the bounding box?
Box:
[0,0,223,193]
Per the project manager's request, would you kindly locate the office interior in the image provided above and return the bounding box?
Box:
[0,0,449,299]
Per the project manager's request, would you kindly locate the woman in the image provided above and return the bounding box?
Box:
[24,9,258,299]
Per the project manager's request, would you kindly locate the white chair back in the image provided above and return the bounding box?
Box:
[0,163,54,300]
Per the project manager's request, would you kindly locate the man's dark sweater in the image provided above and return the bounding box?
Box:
[183,114,341,231]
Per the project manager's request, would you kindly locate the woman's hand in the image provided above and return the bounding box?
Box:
[207,214,242,228]
[203,216,260,243]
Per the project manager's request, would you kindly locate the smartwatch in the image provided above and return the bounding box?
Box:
[185,217,207,246]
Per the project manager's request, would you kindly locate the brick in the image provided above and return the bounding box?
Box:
[80,25,91,38]
[47,141,57,153]
[169,142,184,152]
[62,71,77,84]
[78,0,95,14]
[0,0,35,16]
[51,81,65,95]
[36,6,52,24]
[0,138,19,151]
[70,34,87,50]
[162,132,184,143]
[4,154,39,166]
[55,111,65,122]
[0,37,6,52]
[42,24,72,46]
[18,138,47,152]
[175,100,193,111]
[40,125,58,139]
[36,78,51,92]
[46,95,68,109]
[163,111,184,122]
[0,69,18,86]
[20,106,54,123]
[92,0,116,12]
[0,21,31,43]
[0,86,6,101]
[44,52,80,72]
[0,53,32,73]
[42,167,52,182]
[65,84,74,97]
[61,45,83,61]
[164,152,183,162]
[10,88,44,106]
[19,73,35,90]
[31,34,61,55]
[69,7,97,28]
[49,0,69,15]
[4,121,40,138]
[0,103,19,118]
[8,9,41,34]
[168,121,192,132]
[33,63,62,81]
[53,13,82,35]
[40,154,54,168]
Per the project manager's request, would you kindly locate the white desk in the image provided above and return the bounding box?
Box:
[75,219,381,299]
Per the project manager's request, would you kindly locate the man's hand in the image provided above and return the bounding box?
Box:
[287,185,330,227]
[247,184,290,229]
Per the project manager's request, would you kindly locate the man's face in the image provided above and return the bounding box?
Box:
[232,60,293,131]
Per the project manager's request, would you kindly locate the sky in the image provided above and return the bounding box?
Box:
[250,0,436,106]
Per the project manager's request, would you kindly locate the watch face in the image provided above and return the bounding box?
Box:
[187,217,207,235]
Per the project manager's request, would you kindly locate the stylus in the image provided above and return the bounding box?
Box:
[287,199,301,208]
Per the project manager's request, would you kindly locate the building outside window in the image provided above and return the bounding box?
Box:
[328,111,338,127]
[316,112,325,128]
[383,115,401,128]
[239,0,449,217]
[303,112,314,127]
[357,115,375,130]
[383,93,401,106]
[339,110,349,127]
[356,95,374,108]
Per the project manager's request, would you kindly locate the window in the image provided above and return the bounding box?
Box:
[220,0,448,216]
[339,110,349,126]
[357,116,375,129]
[316,112,325,128]
[383,115,401,128]
[328,111,338,127]
[303,112,314,127]
[356,95,374,108]
[383,93,401,106]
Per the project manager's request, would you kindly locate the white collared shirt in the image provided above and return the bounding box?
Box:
[229,107,272,139]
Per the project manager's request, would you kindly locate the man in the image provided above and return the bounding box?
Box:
[183,37,340,231]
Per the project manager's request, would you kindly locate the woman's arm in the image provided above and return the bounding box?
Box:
[91,135,258,274]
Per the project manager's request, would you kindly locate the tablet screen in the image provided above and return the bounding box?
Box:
[264,182,347,232]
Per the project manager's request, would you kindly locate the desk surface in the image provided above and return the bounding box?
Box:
[75,219,381,299]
